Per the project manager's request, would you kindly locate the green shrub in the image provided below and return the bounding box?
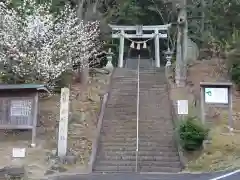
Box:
[178,116,208,151]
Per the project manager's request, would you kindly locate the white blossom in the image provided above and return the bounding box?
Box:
[0,0,103,84]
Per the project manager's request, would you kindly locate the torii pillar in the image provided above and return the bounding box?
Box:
[154,29,160,68]
[118,30,125,68]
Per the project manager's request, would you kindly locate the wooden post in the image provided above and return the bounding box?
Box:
[228,86,233,129]
[200,86,205,124]
[154,29,160,67]
[200,0,205,35]
[58,88,70,157]
[118,30,125,68]
[31,92,38,147]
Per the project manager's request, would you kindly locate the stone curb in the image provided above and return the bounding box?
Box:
[41,70,116,180]
[87,92,109,173]
[87,69,115,173]
[165,66,187,170]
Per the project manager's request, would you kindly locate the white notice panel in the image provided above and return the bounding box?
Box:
[205,88,228,104]
[12,148,26,158]
[10,100,32,116]
[177,100,188,115]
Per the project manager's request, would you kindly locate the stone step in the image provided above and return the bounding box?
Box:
[139,72,165,74]
[139,77,165,79]
[139,88,166,91]
[111,87,137,90]
[100,132,174,138]
[101,126,174,132]
[100,136,174,143]
[102,113,137,118]
[139,84,166,86]
[113,83,137,85]
[99,143,178,153]
[140,82,166,84]
[139,103,170,107]
[97,154,180,161]
[94,68,180,173]
[102,119,173,123]
[139,77,166,79]
[113,76,137,79]
[100,135,174,141]
[105,105,137,109]
[139,89,166,93]
[113,84,137,86]
[111,84,136,87]
[100,140,176,147]
[106,101,137,104]
[140,166,181,172]
[139,74,165,76]
[94,160,181,168]
[113,78,137,80]
[139,87,166,89]
[102,117,172,121]
[93,165,180,173]
[139,71,165,73]
[104,112,172,117]
[100,130,174,135]
[101,129,174,134]
[100,137,175,146]
[103,116,170,121]
[102,118,173,122]
[110,92,137,95]
[139,81,166,84]
[101,127,174,133]
[111,87,136,89]
[102,122,174,129]
[139,80,166,82]
[104,107,136,111]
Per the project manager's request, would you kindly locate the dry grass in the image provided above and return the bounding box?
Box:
[186,116,240,172]
[170,59,240,172]
[0,72,111,179]
[39,72,111,170]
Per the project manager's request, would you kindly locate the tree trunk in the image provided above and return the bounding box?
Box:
[80,62,89,85]
[175,5,188,87]
[76,0,101,86]
[77,0,84,20]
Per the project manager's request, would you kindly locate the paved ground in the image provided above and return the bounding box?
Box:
[222,173,240,180]
[44,171,240,180]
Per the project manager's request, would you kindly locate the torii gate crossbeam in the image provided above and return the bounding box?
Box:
[109,24,171,68]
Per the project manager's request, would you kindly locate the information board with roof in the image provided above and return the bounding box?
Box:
[0,84,49,146]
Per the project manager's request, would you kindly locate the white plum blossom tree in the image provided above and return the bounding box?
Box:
[0,0,103,85]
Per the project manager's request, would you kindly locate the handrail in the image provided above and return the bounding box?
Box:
[135,54,140,172]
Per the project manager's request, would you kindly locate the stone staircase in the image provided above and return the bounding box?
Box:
[93,67,181,173]
[125,58,154,69]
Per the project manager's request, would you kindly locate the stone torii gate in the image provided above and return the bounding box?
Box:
[109,24,171,68]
